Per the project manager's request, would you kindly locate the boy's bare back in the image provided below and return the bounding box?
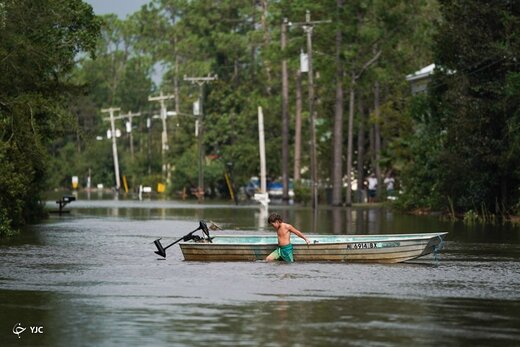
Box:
[271,220,310,246]
[275,222,292,246]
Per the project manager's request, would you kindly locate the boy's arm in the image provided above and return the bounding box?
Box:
[288,224,311,245]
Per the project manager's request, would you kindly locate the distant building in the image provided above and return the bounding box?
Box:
[406,64,435,95]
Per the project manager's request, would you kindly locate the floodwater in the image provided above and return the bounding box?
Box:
[1,197,519,346]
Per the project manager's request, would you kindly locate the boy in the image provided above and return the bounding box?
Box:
[266,213,311,262]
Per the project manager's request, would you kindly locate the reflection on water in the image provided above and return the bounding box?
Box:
[1,290,519,347]
[1,198,519,346]
[48,198,455,235]
[255,205,269,230]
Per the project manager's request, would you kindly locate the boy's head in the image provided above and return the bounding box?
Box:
[267,213,283,226]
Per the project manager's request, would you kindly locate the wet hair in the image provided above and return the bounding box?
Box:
[268,213,283,225]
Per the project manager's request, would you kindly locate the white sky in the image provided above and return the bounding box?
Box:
[84,0,151,18]
[84,0,164,85]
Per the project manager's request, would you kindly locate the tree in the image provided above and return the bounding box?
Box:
[400,0,520,215]
[331,0,345,206]
[46,12,156,190]
[39,0,441,208]
[434,0,520,213]
[0,0,100,235]
[322,0,436,206]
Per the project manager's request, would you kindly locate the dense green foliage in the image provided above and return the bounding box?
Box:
[0,0,100,235]
[50,0,437,199]
[3,0,518,235]
[398,0,520,216]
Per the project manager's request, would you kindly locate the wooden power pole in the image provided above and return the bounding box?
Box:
[183,74,217,196]
[281,18,290,202]
[148,91,175,180]
[119,111,141,160]
[102,107,122,191]
[290,10,331,210]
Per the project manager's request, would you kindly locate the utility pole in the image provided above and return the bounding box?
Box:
[119,111,141,160]
[254,106,269,209]
[373,81,383,199]
[146,116,152,175]
[183,74,218,197]
[148,91,175,180]
[102,107,122,191]
[294,70,303,182]
[281,18,290,202]
[291,10,331,210]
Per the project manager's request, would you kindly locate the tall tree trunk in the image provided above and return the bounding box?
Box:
[260,0,272,95]
[346,76,356,206]
[251,0,256,78]
[174,53,180,115]
[294,70,302,181]
[500,177,507,214]
[76,127,81,153]
[357,96,365,203]
[331,0,344,206]
[305,14,318,210]
[129,121,134,160]
[281,19,289,201]
[374,81,382,199]
[345,44,380,205]
[369,115,375,181]
[172,8,180,142]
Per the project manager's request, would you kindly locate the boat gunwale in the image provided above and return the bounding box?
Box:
[180,232,448,247]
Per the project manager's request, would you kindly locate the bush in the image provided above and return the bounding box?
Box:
[294,180,311,205]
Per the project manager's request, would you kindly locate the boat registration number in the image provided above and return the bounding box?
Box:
[348,242,376,250]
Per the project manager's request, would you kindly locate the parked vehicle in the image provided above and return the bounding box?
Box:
[267,181,294,199]
[245,176,260,198]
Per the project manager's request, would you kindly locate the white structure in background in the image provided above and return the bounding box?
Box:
[406,63,435,95]
[300,50,308,72]
[254,106,269,209]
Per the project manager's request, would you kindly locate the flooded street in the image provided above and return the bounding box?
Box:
[1,198,519,346]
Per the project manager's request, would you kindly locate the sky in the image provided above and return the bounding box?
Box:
[84,0,151,18]
[84,0,164,84]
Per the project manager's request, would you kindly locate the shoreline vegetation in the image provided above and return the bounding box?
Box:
[2,194,519,239]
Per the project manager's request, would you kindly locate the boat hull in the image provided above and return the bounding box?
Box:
[180,232,447,263]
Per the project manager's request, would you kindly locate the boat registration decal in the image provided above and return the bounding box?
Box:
[348,242,376,250]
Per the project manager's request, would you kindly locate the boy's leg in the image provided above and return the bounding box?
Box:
[266,248,281,261]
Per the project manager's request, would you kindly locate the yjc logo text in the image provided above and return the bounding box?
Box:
[12,323,44,338]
